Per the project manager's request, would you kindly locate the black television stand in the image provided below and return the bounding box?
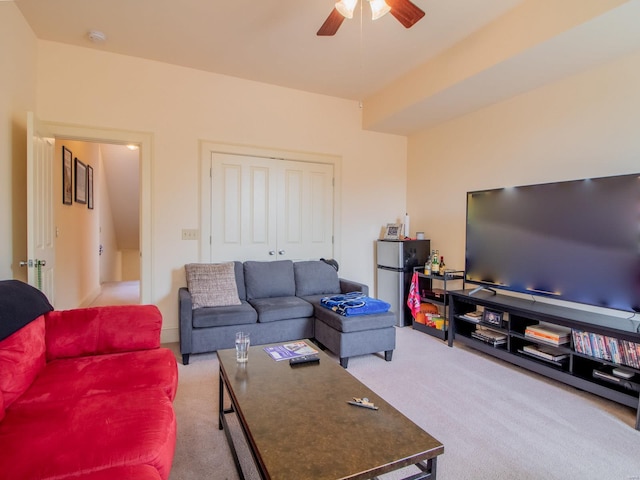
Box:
[448,289,640,430]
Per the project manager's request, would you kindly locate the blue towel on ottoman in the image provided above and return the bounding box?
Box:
[320,292,391,317]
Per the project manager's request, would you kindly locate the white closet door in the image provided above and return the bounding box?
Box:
[210,153,333,262]
[278,160,333,261]
[211,153,277,261]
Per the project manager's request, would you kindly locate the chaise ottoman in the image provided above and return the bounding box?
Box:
[313,305,396,368]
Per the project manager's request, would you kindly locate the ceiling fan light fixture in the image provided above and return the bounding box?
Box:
[369,0,391,20]
[335,0,357,19]
[318,0,424,36]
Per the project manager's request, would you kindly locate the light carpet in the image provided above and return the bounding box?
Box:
[167,327,640,480]
[88,281,140,306]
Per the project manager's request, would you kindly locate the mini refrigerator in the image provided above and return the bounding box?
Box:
[376,239,431,327]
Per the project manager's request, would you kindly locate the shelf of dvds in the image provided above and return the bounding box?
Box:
[448,289,640,430]
[411,268,464,341]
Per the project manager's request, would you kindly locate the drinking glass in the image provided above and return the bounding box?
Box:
[235,332,250,363]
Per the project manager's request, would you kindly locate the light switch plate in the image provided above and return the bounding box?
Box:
[182,229,199,240]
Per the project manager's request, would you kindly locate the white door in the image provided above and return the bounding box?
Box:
[25,112,56,303]
[211,153,278,261]
[278,159,334,260]
[210,153,334,262]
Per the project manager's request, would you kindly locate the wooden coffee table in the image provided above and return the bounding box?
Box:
[218,340,444,480]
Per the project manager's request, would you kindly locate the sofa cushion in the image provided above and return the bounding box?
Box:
[244,260,295,300]
[192,301,258,328]
[14,348,178,406]
[313,301,396,333]
[249,296,314,323]
[185,262,241,309]
[0,388,176,480]
[0,315,46,408]
[45,305,162,361]
[293,260,341,296]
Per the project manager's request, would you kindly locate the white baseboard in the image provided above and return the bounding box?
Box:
[161,327,179,344]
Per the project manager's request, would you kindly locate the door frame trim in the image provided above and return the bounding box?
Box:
[44,121,153,304]
[199,141,342,263]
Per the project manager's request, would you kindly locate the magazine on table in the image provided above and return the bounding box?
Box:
[264,341,318,361]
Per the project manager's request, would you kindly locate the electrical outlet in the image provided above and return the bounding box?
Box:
[182,229,199,241]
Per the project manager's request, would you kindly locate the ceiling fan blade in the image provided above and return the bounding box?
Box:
[386,0,425,28]
[317,7,345,36]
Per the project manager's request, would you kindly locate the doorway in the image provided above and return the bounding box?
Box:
[53,139,141,307]
[93,142,141,305]
[44,122,153,305]
[97,143,141,303]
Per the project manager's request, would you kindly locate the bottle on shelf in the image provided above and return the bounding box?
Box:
[432,250,440,276]
[426,250,435,276]
[439,256,446,275]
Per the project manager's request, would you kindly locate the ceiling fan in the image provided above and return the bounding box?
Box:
[317,0,425,36]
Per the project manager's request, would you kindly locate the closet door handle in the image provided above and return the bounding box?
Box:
[269,250,276,256]
[278,250,285,255]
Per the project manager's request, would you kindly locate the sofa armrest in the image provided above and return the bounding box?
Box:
[44,305,162,361]
[178,287,193,356]
[339,278,369,296]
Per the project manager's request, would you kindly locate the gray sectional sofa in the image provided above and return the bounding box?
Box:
[179,259,396,367]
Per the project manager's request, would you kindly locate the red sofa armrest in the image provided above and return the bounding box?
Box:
[45,305,162,361]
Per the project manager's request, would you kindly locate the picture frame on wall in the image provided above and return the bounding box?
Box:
[62,146,73,205]
[383,223,403,240]
[75,158,87,204]
[87,165,94,210]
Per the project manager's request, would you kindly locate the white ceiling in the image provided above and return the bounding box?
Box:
[14,0,640,136]
[372,1,640,134]
[14,0,525,101]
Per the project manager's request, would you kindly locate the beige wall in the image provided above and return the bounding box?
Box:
[121,249,140,281]
[0,3,38,281]
[98,149,120,283]
[36,41,407,336]
[54,140,101,308]
[407,49,640,315]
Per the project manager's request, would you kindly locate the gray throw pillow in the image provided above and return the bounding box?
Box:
[294,261,341,296]
[185,262,241,309]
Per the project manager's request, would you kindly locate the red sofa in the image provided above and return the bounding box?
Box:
[0,282,178,480]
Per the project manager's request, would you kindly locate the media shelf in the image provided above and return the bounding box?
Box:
[448,289,640,430]
[411,268,464,341]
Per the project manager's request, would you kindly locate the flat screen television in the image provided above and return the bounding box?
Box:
[465,173,640,313]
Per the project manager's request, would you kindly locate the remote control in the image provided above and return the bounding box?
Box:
[289,355,320,366]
